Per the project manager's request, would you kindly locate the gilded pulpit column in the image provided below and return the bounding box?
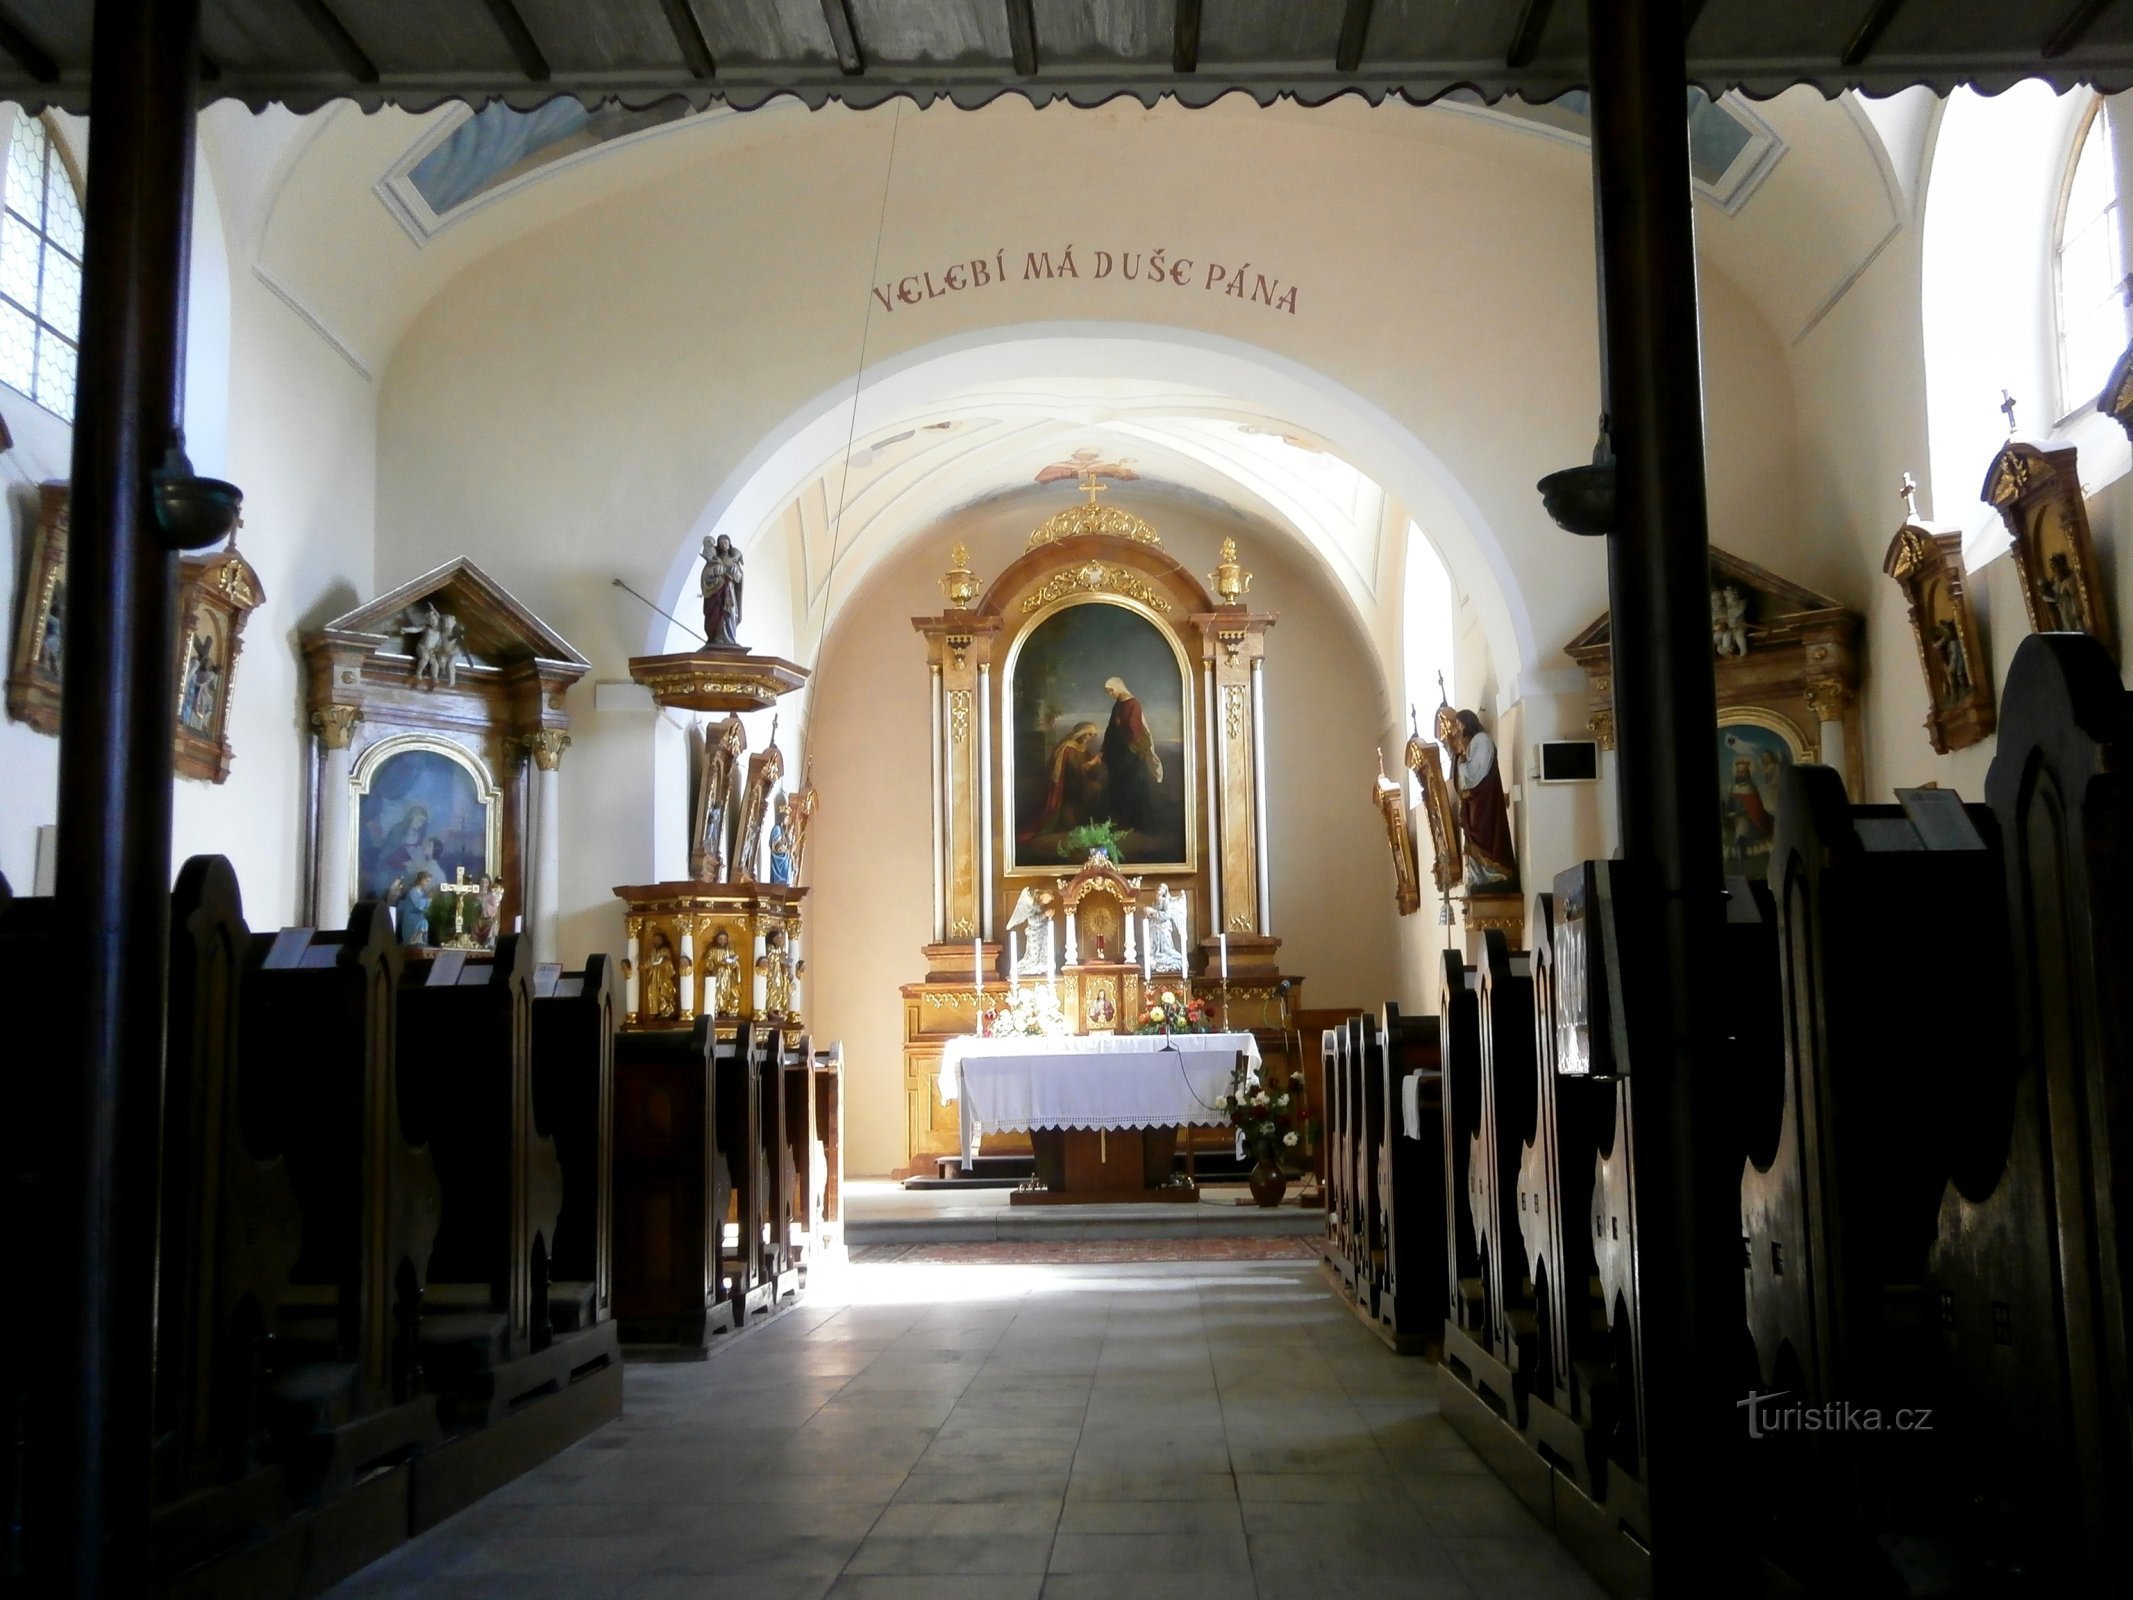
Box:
[1191,539,1280,979]
[914,550,1002,963]
[309,703,362,924]
[526,729,571,964]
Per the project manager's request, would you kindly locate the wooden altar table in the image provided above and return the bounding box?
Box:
[938,1033,1258,1204]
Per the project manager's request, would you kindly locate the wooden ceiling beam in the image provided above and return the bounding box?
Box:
[2045,0,2116,59]
[1840,0,1908,67]
[477,0,550,83]
[654,0,716,78]
[1505,0,1555,69]
[290,0,377,84]
[1004,0,1038,76]
[820,0,863,75]
[1173,0,1202,73]
[0,6,57,81]
[1335,0,1374,74]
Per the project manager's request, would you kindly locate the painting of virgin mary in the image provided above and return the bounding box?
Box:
[357,741,494,900]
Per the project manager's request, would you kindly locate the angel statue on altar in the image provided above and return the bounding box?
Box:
[1144,882,1188,974]
[1006,885,1057,976]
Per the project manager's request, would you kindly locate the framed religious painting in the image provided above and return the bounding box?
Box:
[171,545,264,783]
[1004,593,1195,874]
[4,482,69,734]
[1716,709,1811,881]
[350,734,502,939]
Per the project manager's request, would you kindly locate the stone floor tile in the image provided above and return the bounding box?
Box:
[891,1470,1069,1506]
[1441,1534,1609,1600]
[825,1578,1045,1600]
[1056,1498,1246,1538]
[843,1530,1059,1575]
[1046,1528,1253,1574]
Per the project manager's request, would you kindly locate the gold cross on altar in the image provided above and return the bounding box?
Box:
[1078,468,1108,506]
[434,866,482,940]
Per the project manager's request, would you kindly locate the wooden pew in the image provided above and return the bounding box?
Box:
[1737,766,2005,1584]
[810,1041,846,1261]
[613,1018,775,1348]
[1319,1023,1355,1294]
[1439,951,1485,1351]
[150,859,306,1581]
[393,937,620,1457]
[752,1024,800,1299]
[533,955,614,1335]
[1929,633,2133,1590]
[244,905,444,1499]
[1374,1002,1443,1351]
[1351,1013,1386,1317]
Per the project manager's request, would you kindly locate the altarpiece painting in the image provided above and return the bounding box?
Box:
[1008,595,1193,873]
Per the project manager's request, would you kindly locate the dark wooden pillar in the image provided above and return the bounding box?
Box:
[1587,0,1743,1589]
[43,0,203,1591]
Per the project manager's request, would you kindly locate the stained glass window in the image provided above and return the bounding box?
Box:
[0,115,82,422]
[2057,101,2128,414]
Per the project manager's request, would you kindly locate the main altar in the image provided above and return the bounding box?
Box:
[898,471,1306,1177]
[938,1031,1258,1204]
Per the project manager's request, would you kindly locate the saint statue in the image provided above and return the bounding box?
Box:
[1711,585,1750,657]
[758,927,802,1018]
[641,929,680,1020]
[474,875,504,947]
[37,579,63,674]
[178,631,220,733]
[690,714,747,881]
[1007,886,1057,976]
[1144,882,1187,974]
[1446,707,1518,891]
[2036,551,2087,633]
[1931,617,1972,702]
[1028,722,1105,837]
[700,533,745,649]
[399,871,434,946]
[1100,677,1163,833]
[705,927,743,1016]
[400,601,468,687]
[767,793,796,886]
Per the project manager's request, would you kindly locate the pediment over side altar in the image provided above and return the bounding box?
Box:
[1564,547,1863,772]
[311,557,590,679]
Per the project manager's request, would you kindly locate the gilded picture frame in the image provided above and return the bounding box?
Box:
[1405,731,1463,900]
[1373,753,1422,917]
[4,482,69,735]
[1001,592,1197,876]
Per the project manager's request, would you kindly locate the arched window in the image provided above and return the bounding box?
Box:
[2056,99,2128,414]
[0,113,83,422]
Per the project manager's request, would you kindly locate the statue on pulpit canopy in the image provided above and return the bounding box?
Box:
[699,533,745,649]
[1441,700,1518,892]
[767,793,795,886]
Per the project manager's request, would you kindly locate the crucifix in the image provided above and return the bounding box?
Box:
[434,866,483,943]
[2000,389,2018,436]
[1900,471,1920,520]
[1077,467,1108,506]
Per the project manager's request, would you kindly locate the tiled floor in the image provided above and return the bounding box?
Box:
[324,1260,1604,1600]
[844,1177,1324,1242]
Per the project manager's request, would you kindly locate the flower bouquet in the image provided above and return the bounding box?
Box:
[1133,987,1213,1035]
[984,984,1072,1038]
[1214,1060,1309,1166]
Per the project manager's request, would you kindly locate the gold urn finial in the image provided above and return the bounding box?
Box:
[1210,537,1252,602]
[939,542,982,607]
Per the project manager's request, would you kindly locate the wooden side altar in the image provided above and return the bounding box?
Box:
[899,481,1306,1175]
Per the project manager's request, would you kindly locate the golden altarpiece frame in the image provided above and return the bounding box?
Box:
[10,481,264,783]
[1567,547,1862,881]
[898,490,1302,1174]
[1980,435,2118,663]
[1884,478,1995,754]
[304,558,588,942]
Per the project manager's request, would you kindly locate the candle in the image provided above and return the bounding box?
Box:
[1048,913,1058,978]
[1065,909,1077,966]
[1009,931,1021,990]
[679,927,697,1017]
[1140,913,1151,981]
[624,931,641,1017]
[975,938,984,1033]
[1219,932,1228,984]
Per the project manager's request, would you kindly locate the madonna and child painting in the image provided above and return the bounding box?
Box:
[1011,599,1191,871]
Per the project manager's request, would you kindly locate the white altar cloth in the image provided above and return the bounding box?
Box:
[938,1032,1260,1157]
